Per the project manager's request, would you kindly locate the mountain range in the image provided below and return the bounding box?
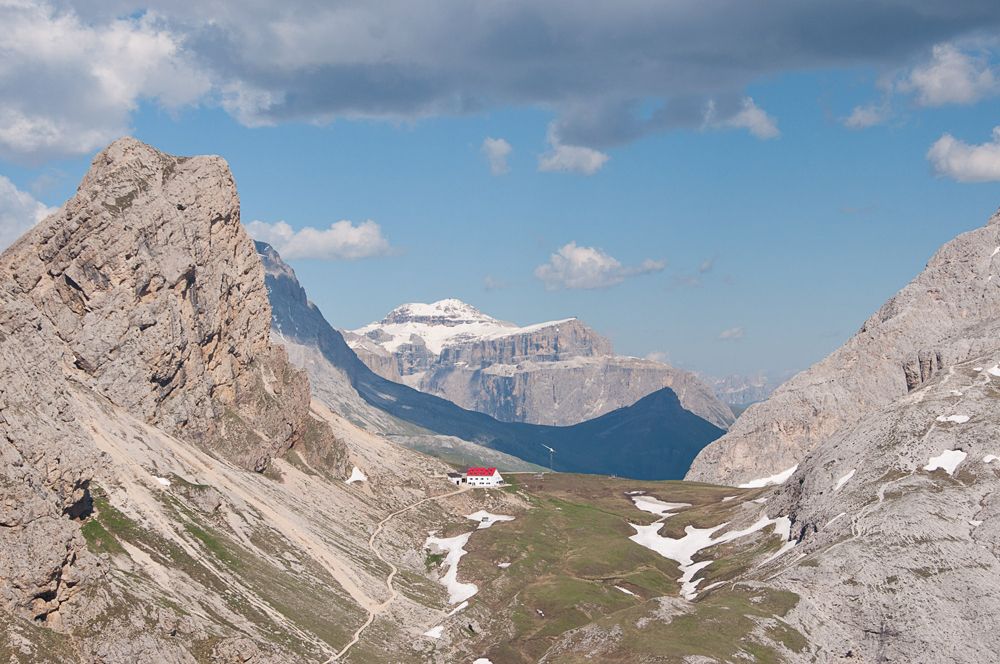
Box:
[259,243,724,480]
[344,299,734,430]
[3,137,998,663]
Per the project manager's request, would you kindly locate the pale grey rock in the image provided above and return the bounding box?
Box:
[0,137,348,653]
[347,300,734,429]
[688,210,1000,485]
[759,352,1000,663]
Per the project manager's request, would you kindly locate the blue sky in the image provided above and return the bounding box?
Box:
[2,2,1000,377]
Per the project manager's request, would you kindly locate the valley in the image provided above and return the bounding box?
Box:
[2,137,999,663]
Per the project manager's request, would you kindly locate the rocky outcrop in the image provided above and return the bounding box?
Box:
[347,300,734,429]
[0,138,342,636]
[760,345,1000,662]
[688,210,1000,485]
[3,137,310,472]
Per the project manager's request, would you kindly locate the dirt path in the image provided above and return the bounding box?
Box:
[325,484,470,662]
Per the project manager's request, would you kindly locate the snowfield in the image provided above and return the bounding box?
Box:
[425,533,478,604]
[936,415,970,424]
[630,495,691,519]
[629,512,795,600]
[465,510,515,529]
[351,299,574,355]
[422,625,444,639]
[924,450,967,476]
[738,465,797,489]
[345,466,367,484]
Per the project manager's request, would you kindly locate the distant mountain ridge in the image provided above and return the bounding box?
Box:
[258,243,725,479]
[345,298,734,429]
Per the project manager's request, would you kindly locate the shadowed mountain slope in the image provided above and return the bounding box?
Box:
[258,241,724,480]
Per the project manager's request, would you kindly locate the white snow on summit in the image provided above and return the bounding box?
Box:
[350,298,575,355]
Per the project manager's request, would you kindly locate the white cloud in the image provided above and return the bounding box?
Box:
[927,127,1000,182]
[708,97,780,139]
[0,2,209,160]
[645,351,669,364]
[245,219,393,260]
[718,327,745,341]
[843,103,889,129]
[483,275,507,291]
[481,137,512,175]
[0,175,55,251]
[901,43,998,106]
[538,128,609,175]
[534,242,664,290]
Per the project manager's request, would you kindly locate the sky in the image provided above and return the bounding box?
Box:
[2,2,1000,377]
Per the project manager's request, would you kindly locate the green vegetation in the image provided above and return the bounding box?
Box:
[451,473,805,662]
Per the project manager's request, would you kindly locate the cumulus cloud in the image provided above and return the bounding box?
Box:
[0,175,55,251]
[843,103,890,129]
[0,1,209,160]
[534,242,664,290]
[538,129,609,175]
[926,127,1000,182]
[718,327,745,341]
[901,43,998,106]
[481,137,512,175]
[709,98,780,139]
[245,219,393,260]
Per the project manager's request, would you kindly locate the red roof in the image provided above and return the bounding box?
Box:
[467,467,497,476]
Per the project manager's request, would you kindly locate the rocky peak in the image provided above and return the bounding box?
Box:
[382,298,505,327]
[2,137,310,471]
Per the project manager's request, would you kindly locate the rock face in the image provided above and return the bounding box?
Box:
[705,371,786,410]
[347,299,734,429]
[762,344,1000,663]
[688,211,1000,485]
[0,138,340,642]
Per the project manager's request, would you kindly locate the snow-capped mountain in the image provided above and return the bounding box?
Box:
[345,299,734,429]
[353,298,577,354]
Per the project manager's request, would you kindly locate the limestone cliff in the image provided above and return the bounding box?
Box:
[346,299,734,429]
[688,210,1000,485]
[0,138,353,656]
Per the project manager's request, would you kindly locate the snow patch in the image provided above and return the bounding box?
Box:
[629,513,792,600]
[614,585,637,596]
[973,367,983,372]
[924,450,967,476]
[496,562,511,569]
[153,476,171,487]
[992,246,999,257]
[630,496,691,518]
[473,660,494,664]
[834,469,856,492]
[984,455,998,464]
[423,625,444,639]
[465,510,515,529]
[738,465,797,489]
[345,467,367,484]
[826,512,847,527]
[721,496,737,502]
[425,533,478,604]
[447,601,469,616]
[989,365,1000,377]
[936,414,970,424]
